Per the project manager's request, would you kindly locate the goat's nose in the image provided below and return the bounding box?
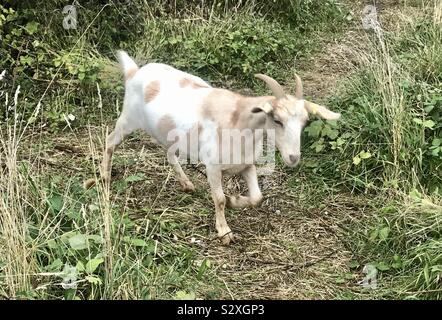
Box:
[289,154,300,164]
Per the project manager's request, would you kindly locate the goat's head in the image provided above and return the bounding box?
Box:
[253,73,341,167]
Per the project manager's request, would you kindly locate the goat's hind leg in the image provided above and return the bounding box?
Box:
[84,117,134,189]
[101,116,135,183]
[227,165,263,209]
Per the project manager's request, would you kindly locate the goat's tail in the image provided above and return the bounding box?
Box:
[117,50,139,82]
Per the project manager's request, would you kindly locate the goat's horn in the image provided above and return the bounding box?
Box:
[254,74,286,99]
[295,74,303,99]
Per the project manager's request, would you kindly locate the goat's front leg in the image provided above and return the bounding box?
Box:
[167,151,195,192]
[207,166,233,245]
[227,165,263,209]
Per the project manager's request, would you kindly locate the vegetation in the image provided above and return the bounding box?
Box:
[0,0,441,299]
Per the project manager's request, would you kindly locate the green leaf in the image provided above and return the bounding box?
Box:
[392,257,403,269]
[409,189,422,201]
[353,156,361,166]
[19,55,33,66]
[369,229,378,241]
[413,118,423,125]
[85,258,104,274]
[46,258,63,272]
[88,235,103,244]
[335,277,346,284]
[197,259,211,280]
[379,226,390,241]
[336,138,345,146]
[424,105,435,113]
[68,234,88,250]
[423,120,435,129]
[315,143,324,153]
[76,261,85,272]
[25,21,39,35]
[322,124,339,139]
[431,147,441,157]
[47,239,58,249]
[376,261,390,271]
[348,260,360,269]
[48,195,63,212]
[125,173,145,183]
[304,120,322,138]
[359,151,372,159]
[54,59,62,67]
[432,138,441,147]
[85,275,102,285]
[130,238,148,247]
[61,264,77,282]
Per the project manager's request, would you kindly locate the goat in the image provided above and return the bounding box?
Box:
[84,51,341,245]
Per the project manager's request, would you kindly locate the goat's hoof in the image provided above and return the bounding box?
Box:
[218,230,234,245]
[181,180,195,193]
[226,196,245,209]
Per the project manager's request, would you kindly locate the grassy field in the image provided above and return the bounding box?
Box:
[0,0,441,300]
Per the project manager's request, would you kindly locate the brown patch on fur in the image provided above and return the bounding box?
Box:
[230,103,241,126]
[144,81,160,103]
[125,67,138,81]
[201,89,241,123]
[201,90,275,131]
[200,92,216,121]
[157,115,176,140]
[179,78,192,88]
[230,97,254,127]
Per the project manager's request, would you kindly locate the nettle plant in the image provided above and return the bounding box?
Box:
[303,118,370,166]
[304,118,341,153]
[145,16,298,87]
[415,84,442,158]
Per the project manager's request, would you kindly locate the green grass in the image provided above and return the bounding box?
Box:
[297,0,442,299]
[302,4,442,194]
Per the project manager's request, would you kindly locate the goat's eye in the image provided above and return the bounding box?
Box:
[274,119,283,127]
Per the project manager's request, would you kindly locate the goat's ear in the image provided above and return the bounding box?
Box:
[305,101,341,120]
[251,102,273,114]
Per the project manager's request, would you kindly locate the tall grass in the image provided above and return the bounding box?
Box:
[329,1,442,299]
[309,0,442,194]
[0,83,219,299]
[0,87,35,297]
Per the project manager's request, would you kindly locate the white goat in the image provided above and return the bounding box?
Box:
[85,51,341,245]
